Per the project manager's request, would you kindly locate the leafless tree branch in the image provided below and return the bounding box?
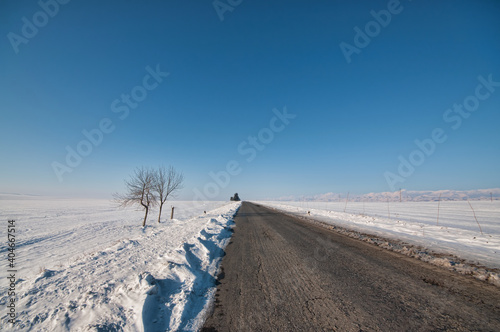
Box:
[154,165,184,223]
[113,167,157,227]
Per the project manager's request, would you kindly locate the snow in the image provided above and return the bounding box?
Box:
[0,198,241,331]
[254,201,500,283]
[2,197,499,329]
[274,188,500,202]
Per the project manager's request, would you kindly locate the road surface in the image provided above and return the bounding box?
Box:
[202,202,500,331]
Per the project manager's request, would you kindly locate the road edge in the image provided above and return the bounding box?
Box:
[255,203,500,288]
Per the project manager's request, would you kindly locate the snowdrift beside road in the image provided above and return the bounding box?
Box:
[0,200,241,331]
[256,201,500,285]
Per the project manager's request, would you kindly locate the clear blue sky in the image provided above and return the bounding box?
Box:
[1,0,499,200]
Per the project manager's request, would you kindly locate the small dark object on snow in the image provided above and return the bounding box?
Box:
[230,193,241,201]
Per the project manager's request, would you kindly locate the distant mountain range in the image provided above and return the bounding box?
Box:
[274,188,500,202]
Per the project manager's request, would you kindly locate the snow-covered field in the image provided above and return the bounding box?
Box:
[0,197,241,331]
[255,201,500,271]
[2,198,498,330]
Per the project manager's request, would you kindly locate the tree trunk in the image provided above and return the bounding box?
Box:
[143,207,149,227]
[158,203,163,223]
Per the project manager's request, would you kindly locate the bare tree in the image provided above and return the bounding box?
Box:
[114,167,157,227]
[154,166,184,223]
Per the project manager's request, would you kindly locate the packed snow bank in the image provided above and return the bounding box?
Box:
[255,201,500,285]
[0,200,241,331]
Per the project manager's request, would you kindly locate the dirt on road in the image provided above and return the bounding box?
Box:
[202,202,500,331]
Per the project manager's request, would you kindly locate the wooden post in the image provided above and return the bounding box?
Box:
[171,206,174,219]
[467,200,483,235]
[343,192,349,213]
[436,193,441,225]
[387,197,390,219]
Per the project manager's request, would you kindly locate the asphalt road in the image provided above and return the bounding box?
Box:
[202,202,500,331]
